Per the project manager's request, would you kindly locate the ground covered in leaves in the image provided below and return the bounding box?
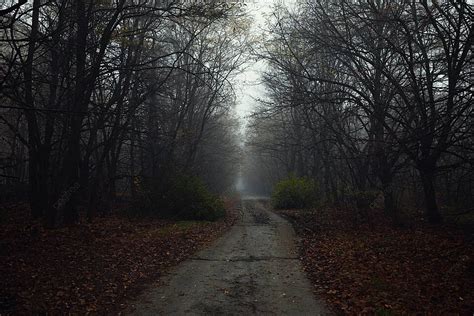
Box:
[278,208,474,315]
[0,200,237,314]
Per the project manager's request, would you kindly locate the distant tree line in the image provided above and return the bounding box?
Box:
[247,0,473,223]
[0,0,247,226]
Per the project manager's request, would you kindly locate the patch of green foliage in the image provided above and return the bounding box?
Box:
[272,175,319,209]
[167,174,226,221]
[131,174,225,221]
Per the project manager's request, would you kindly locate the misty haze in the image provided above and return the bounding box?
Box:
[0,0,473,314]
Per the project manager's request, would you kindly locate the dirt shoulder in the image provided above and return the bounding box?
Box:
[0,201,237,314]
[277,207,474,314]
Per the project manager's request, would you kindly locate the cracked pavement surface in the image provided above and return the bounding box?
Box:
[126,197,330,315]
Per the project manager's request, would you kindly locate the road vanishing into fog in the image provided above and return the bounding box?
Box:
[126,198,329,315]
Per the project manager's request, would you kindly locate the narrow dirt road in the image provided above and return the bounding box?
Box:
[126,198,329,315]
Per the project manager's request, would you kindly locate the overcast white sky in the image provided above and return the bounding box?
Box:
[234,0,295,128]
[233,0,276,121]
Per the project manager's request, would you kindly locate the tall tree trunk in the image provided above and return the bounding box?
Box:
[419,167,442,223]
[28,152,42,218]
[62,0,88,225]
[381,175,399,225]
[24,0,43,219]
[130,121,137,200]
[63,120,82,225]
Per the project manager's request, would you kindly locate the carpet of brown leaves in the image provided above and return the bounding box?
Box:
[278,208,474,315]
[0,200,237,314]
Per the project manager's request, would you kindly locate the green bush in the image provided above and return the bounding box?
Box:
[272,175,319,209]
[167,175,226,221]
[131,174,226,221]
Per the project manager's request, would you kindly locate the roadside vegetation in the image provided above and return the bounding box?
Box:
[0,1,245,313]
[272,175,319,209]
[0,1,246,227]
[132,174,226,221]
[249,0,474,314]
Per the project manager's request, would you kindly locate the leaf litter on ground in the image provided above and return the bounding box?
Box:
[278,207,474,315]
[0,199,238,314]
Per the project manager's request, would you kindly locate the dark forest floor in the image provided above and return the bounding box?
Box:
[277,207,474,315]
[0,200,237,314]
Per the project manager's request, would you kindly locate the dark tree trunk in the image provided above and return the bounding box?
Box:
[130,123,137,199]
[24,0,43,220]
[28,152,42,219]
[382,183,399,225]
[419,167,442,224]
[63,122,82,225]
[62,0,88,225]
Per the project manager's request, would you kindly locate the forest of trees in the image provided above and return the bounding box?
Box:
[0,0,247,226]
[1,0,473,226]
[247,0,473,224]
[1,1,473,313]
